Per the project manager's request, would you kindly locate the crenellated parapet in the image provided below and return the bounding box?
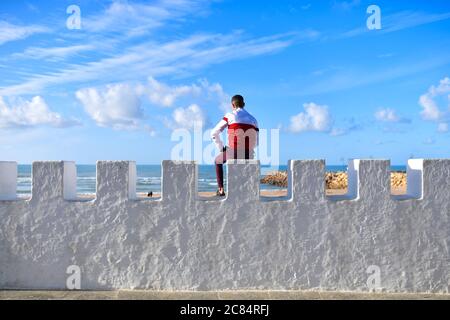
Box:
[1,159,446,203]
[0,159,449,292]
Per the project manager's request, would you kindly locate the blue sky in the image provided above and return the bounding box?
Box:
[0,0,449,165]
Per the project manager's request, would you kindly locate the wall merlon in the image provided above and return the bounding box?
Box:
[31,161,77,202]
[226,160,260,202]
[357,160,391,201]
[289,160,326,203]
[422,159,450,200]
[162,160,197,203]
[95,161,136,202]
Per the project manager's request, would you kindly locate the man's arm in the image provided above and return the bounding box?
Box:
[211,119,228,151]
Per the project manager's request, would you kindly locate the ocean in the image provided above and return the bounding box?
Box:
[16,164,407,196]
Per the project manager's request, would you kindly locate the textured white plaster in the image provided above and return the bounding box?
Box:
[0,162,17,200]
[347,159,360,200]
[407,159,423,199]
[63,162,77,200]
[0,159,449,293]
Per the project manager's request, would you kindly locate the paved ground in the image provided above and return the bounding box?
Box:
[1,290,449,300]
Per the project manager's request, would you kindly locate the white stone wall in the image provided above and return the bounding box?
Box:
[0,159,448,293]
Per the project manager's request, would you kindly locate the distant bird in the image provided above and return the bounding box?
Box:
[147,191,153,198]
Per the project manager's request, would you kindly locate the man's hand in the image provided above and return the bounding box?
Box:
[211,119,228,152]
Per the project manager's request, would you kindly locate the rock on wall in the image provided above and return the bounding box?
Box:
[0,159,449,293]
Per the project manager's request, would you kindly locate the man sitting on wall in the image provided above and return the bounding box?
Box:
[211,95,259,197]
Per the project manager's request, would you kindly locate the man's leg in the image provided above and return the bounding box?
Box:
[215,149,228,192]
[236,148,254,160]
[215,148,252,193]
[246,149,255,160]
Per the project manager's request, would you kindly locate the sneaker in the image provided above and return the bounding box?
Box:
[216,190,226,197]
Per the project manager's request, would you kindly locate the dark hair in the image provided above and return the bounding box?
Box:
[231,95,245,108]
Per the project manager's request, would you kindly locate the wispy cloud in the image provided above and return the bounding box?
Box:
[377,53,395,59]
[0,0,314,97]
[11,44,95,61]
[333,0,361,11]
[340,10,450,38]
[330,117,363,136]
[300,4,312,11]
[382,11,450,33]
[0,32,300,96]
[0,21,50,46]
[374,139,397,146]
[295,56,450,96]
[82,0,211,36]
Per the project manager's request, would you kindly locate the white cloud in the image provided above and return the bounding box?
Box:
[137,77,230,111]
[419,94,441,120]
[375,108,399,122]
[139,76,229,116]
[429,77,450,96]
[375,108,400,122]
[375,108,410,123]
[138,77,203,107]
[170,104,207,130]
[75,77,228,132]
[202,80,230,112]
[0,96,78,129]
[139,77,230,131]
[75,84,145,130]
[423,137,436,145]
[419,77,450,131]
[289,103,360,136]
[289,103,333,133]
[0,21,49,46]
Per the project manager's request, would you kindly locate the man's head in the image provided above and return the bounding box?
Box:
[231,95,245,109]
